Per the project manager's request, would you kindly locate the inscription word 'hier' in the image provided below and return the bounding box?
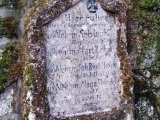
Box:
[43,0,121,117]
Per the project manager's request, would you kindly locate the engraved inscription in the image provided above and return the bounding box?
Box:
[43,0,120,118]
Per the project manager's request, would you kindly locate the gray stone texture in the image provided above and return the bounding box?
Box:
[44,0,120,117]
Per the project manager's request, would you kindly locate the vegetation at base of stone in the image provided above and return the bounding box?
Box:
[0,17,19,39]
[128,0,160,119]
[0,42,20,93]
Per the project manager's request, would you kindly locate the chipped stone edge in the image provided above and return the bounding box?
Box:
[24,0,134,119]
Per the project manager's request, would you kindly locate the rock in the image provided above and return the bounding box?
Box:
[0,7,19,18]
[0,87,13,116]
[0,37,10,50]
[0,0,138,119]
[44,0,120,117]
[0,113,20,120]
[135,97,155,119]
[23,0,134,119]
[128,0,160,119]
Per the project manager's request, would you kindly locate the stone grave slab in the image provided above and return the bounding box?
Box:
[24,0,134,119]
[43,0,120,118]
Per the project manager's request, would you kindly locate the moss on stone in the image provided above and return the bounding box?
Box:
[0,0,20,9]
[0,17,19,39]
[156,94,160,110]
[25,65,33,88]
[128,0,160,119]
[130,0,160,66]
[139,0,160,9]
[0,42,19,92]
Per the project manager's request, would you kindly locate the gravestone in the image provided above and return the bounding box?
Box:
[24,0,134,119]
[43,0,120,118]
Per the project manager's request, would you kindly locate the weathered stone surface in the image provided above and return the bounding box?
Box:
[0,0,22,119]
[24,0,134,119]
[0,114,20,120]
[43,0,120,118]
[0,84,22,119]
[0,87,15,118]
[1,0,160,119]
[0,7,19,18]
[128,0,160,119]
[0,37,10,50]
[0,37,10,59]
